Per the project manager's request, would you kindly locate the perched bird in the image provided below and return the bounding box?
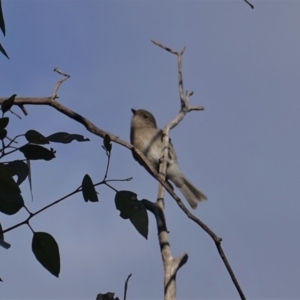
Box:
[130,108,207,209]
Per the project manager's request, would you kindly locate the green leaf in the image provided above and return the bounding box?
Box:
[19,144,56,161]
[25,130,49,145]
[32,232,60,277]
[0,0,5,36]
[0,128,6,139]
[0,42,8,59]
[47,132,90,144]
[4,160,29,185]
[0,164,21,193]
[0,117,8,129]
[81,174,98,202]
[0,191,24,215]
[1,94,16,113]
[115,191,137,220]
[129,201,148,239]
[103,134,112,152]
[0,222,11,249]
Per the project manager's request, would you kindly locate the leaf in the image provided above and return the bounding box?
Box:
[27,159,33,200]
[115,191,148,239]
[115,191,137,220]
[96,292,119,300]
[19,144,56,161]
[0,0,5,36]
[0,128,6,139]
[81,174,98,202]
[25,130,49,145]
[0,191,24,215]
[0,239,10,249]
[129,201,148,239]
[0,117,8,129]
[4,160,29,185]
[0,42,9,59]
[0,222,11,249]
[47,132,90,144]
[103,134,112,152]
[32,232,60,277]
[0,163,21,193]
[1,94,16,113]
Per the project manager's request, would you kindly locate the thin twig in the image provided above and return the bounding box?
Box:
[4,134,23,148]
[52,67,70,100]
[244,0,254,9]
[9,109,21,119]
[104,182,118,193]
[188,105,204,112]
[151,39,178,55]
[2,173,128,235]
[106,177,133,183]
[2,185,81,234]
[123,273,132,300]
[103,151,111,181]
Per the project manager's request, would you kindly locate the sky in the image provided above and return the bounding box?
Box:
[1,0,300,299]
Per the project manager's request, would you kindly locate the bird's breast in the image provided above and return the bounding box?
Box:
[131,127,162,168]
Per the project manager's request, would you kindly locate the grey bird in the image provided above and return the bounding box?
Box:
[130,108,207,209]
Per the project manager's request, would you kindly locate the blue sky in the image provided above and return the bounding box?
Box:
[1,0,300,299]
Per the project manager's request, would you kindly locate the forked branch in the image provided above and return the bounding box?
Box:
[151,40,246,300]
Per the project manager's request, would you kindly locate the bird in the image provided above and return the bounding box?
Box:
[130,108,207,209]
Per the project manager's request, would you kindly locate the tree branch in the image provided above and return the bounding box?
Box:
[142,199,188,300]
[151,40,246,300]
[244,0,254,9]
[52,67,70,99]
[123,273,132,300]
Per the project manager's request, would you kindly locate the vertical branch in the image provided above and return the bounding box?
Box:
[177,47,186,108]
[151,40,246,300]
[151,39,202,300]
[142,199,188,300]
[123,273,132,300]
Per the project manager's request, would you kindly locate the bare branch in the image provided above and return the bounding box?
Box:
[52,67,70,100]
[151,39,206,299]
[151,39,179,55]
[215,241,246,300]
[151,40,246,300]
[143,199,188,300]
[188,105,204,112]
[244,0,254,9]
[9,109,21,119]
[123,273,132,300]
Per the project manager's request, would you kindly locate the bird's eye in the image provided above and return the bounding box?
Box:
[143,114,148,119]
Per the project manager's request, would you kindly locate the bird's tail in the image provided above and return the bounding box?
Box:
[177,175,207,209]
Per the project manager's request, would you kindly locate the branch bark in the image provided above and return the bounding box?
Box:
[151,40,246,300]
[150,40,201,300]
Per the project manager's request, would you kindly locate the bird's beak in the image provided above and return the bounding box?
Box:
[131,108,136,115]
